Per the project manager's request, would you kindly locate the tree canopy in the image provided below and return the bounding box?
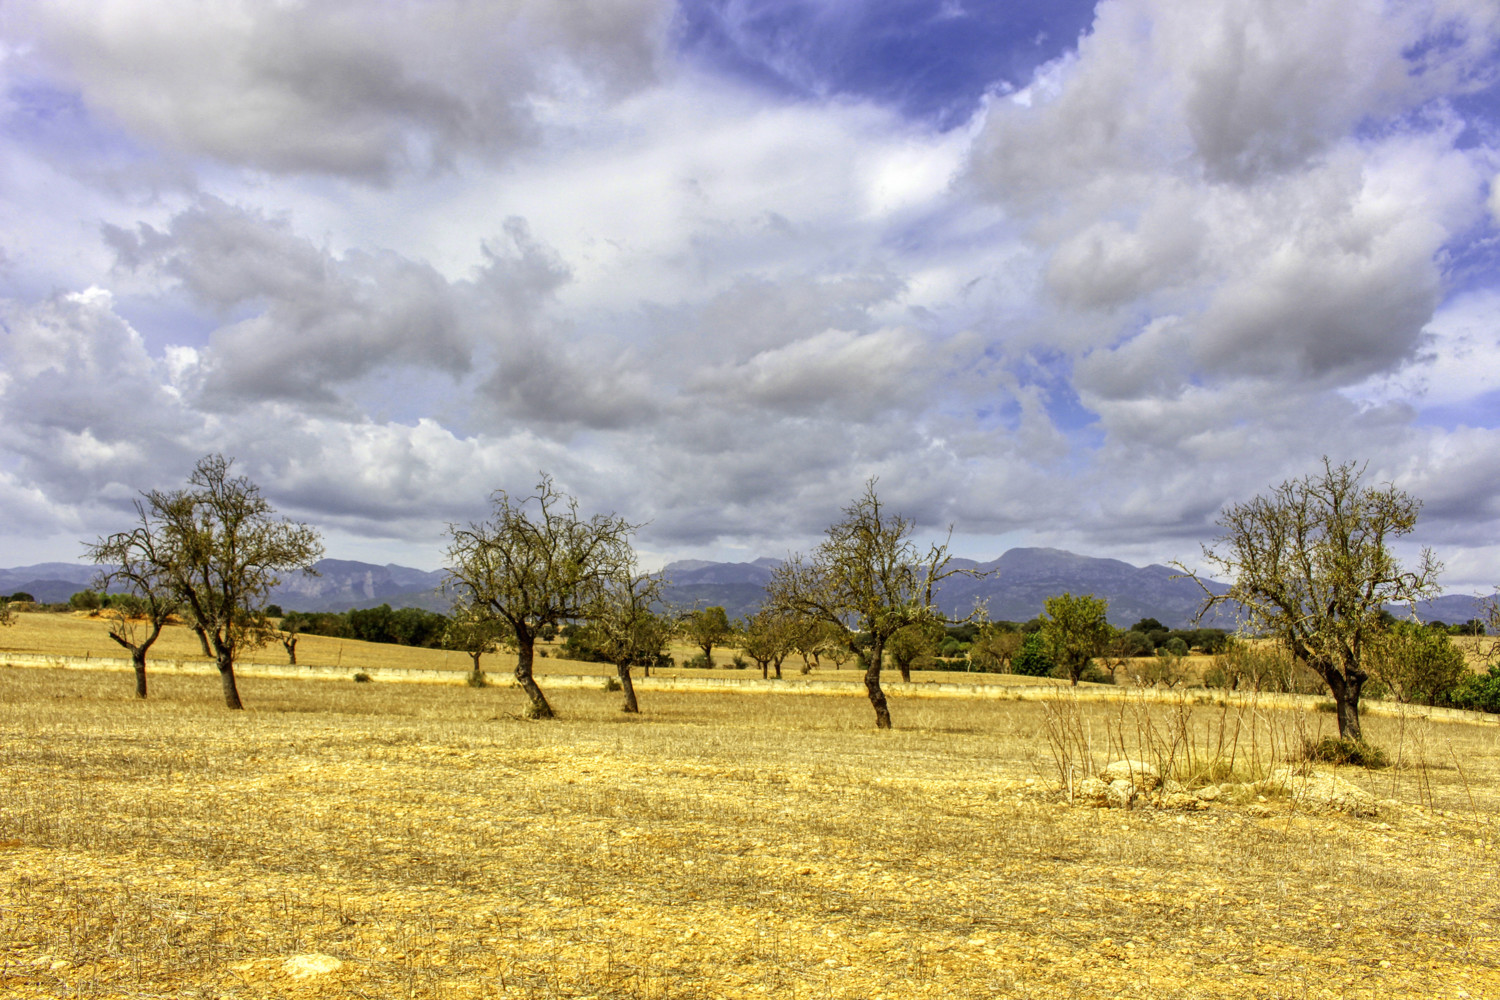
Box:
[1184,458,1440,739]
[445,474,637,719]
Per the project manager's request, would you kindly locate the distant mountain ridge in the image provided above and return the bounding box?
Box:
[2,552,1490,626]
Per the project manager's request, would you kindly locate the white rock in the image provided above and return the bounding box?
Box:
[283,954,343,980]
[1103,760,1162,790]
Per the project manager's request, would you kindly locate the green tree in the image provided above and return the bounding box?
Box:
[968,624,1023,673]
[767,480,985,728]
[1040,592,1112,686]
[1011,632,1053,676]
[1182,458,1441,739]
[683,605,732,668]
[886,622,943,681]
[142,454,323,709]
[1368,622,1468,706]
[445,474,637,718]
[740,607,800,679]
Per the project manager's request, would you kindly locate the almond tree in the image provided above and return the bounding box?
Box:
[1039,592,1112,686]
[145,454,323,710]
[445,475,636,719]
[768,480,984,728]
[85,504,184,698]
[580,565,672,712]
[1183,459,1440,739]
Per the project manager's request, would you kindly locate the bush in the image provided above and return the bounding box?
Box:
[1011,633,1053,677]
[352,672,373,683]
[1450,666,1500,714]
[685,654,711,670]
[69,590,103,611]
[1300,736,1390,769]
[730,654,750,670]
[604,676,622,692]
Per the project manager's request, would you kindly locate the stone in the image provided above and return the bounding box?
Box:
[1106,778,1135,809]
[1103,759,1162,790]
[283,954,343,980]
[1195,784,1221,801]
[1075,777,1109,803]
[1264,768,1379,818]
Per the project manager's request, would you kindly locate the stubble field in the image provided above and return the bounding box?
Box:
[2,634,1499,999]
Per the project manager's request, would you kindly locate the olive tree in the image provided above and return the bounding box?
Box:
[445,474,636,719]
[767,480,984,728]
[144,454,323,709]
[1182,459,1440,739]
[85,504,185,698]
[1039,592,1112,686]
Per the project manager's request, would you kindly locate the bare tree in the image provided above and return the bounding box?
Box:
[1180,459,1440,739]
[581,566,672,712]
[85,504,184,698]
[143,455,323,710]
[443,602,509,686]
[767,480,984,728]
[445,475,637,719]
[741,607,798,679]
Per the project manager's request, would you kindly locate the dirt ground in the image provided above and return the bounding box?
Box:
[1,661,1497,1000]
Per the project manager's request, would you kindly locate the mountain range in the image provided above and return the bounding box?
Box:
[2,549,1490,629]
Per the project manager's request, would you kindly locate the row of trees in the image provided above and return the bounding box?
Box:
[68,454,1493,735]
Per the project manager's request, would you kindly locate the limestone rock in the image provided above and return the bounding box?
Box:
[1264,768,1379,818]
[1106,778,1135,809]
[1075,776,1109,803]
[1102,760,1162,790]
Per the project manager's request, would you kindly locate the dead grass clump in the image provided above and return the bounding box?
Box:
[1298,735,1391,769]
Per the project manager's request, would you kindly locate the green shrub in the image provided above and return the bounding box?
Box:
[685,654,711,670]
[604,676,622,692]
[1011,633,1053,677]
[1450,666,1500,714]
[352,672,372,683]
[730,654,749,670]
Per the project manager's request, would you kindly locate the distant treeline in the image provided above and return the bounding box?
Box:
[273,605,450,648]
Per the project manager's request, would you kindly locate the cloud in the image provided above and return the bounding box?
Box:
[12,0,671,180]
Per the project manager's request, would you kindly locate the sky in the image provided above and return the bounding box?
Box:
[0,0,1498,592]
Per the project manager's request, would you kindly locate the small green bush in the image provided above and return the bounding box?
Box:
[1011,633,1053,677]
[353,672,372,683]
[604,676,622,692]
[730,654,749,670]
[466,671,489,688]
[1301,736,1389,769]
[685,654,711,670]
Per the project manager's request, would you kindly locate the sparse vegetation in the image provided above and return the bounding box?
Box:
[1,662,1497,1000]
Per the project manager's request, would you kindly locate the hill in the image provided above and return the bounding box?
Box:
[4,552,1490,627]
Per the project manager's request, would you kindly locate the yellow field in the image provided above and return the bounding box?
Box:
[3,619,1500,999]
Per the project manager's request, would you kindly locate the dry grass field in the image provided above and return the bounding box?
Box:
[2,648,1499,1000]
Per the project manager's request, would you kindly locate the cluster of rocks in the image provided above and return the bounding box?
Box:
[1070,759,1379,817]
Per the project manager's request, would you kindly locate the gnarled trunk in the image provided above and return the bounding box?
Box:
[864,637,890,729]
[1325,669,1364,740]
[468,651,485,686]
[217,648,243,710]
[514,633,553,718]
[616,663,638,713]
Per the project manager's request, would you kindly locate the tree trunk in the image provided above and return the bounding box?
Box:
[514,634,553,718]
[864,637,891,729]
[617,663,638,714]
[284,636,298,665]
[468,651,485,687]
[217,648,243,710]
[133,651,148,698]
[773,657,782,680]
[898,662,911,683]
[1327,670,1364,740]
[700,644,713,668]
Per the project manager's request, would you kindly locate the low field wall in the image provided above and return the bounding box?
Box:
[2,651,1494,725]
